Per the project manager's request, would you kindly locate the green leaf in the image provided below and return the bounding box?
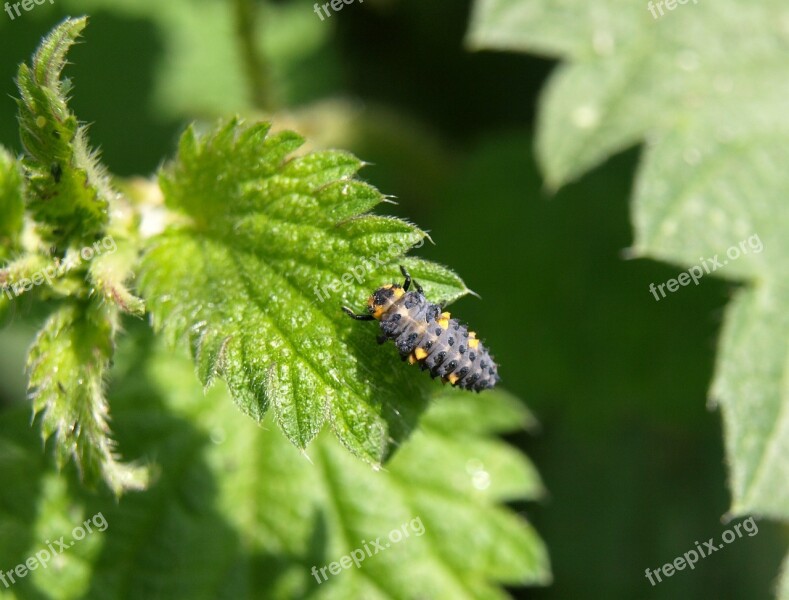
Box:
[26,303,148,495]
[467,1,789,189]
[217,393,550,599]
[140,119,473,465]
[635,86,789,522]
[4,19,142,315]
[470,0,789,588]
[16,16,113,248]
[710,283,789,519]
[9,20,147,494]
[468,0,789,516]
[0,337,548,598]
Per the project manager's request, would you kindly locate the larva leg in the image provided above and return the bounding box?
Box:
[341,306,375,321]
[399,265,423,294]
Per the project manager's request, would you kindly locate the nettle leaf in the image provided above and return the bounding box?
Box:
[5,20,147,496]
[470,0,789,589]
[16,16,114,248]
[468,1,789,189]
[27,304,148,495]
[214,389,550,599]
[0,339,547,599]
[140,120,472,464]
[469,0,789,513]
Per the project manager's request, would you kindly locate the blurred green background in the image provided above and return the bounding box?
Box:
[0,0,785,598]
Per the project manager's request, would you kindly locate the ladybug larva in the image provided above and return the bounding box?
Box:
[342,266,500,391]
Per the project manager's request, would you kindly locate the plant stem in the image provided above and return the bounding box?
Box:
[233,0,274,111]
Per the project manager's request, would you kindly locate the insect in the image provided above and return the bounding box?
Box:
[342,266,500,391]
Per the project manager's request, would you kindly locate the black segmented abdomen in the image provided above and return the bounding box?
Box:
[378,291,499,391]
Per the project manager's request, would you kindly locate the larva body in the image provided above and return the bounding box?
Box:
[343,267,500,391]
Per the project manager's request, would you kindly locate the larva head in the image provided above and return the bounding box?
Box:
[367,284,405,319]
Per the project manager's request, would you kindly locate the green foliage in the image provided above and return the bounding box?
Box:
[140,119,471,464]
[16,16,112,248]
[4,17,147,495]
[468,0,789,191]
[0,16,550,598]
[0,336,548,599]
[470,0,789,593]
[27,303,148,495]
